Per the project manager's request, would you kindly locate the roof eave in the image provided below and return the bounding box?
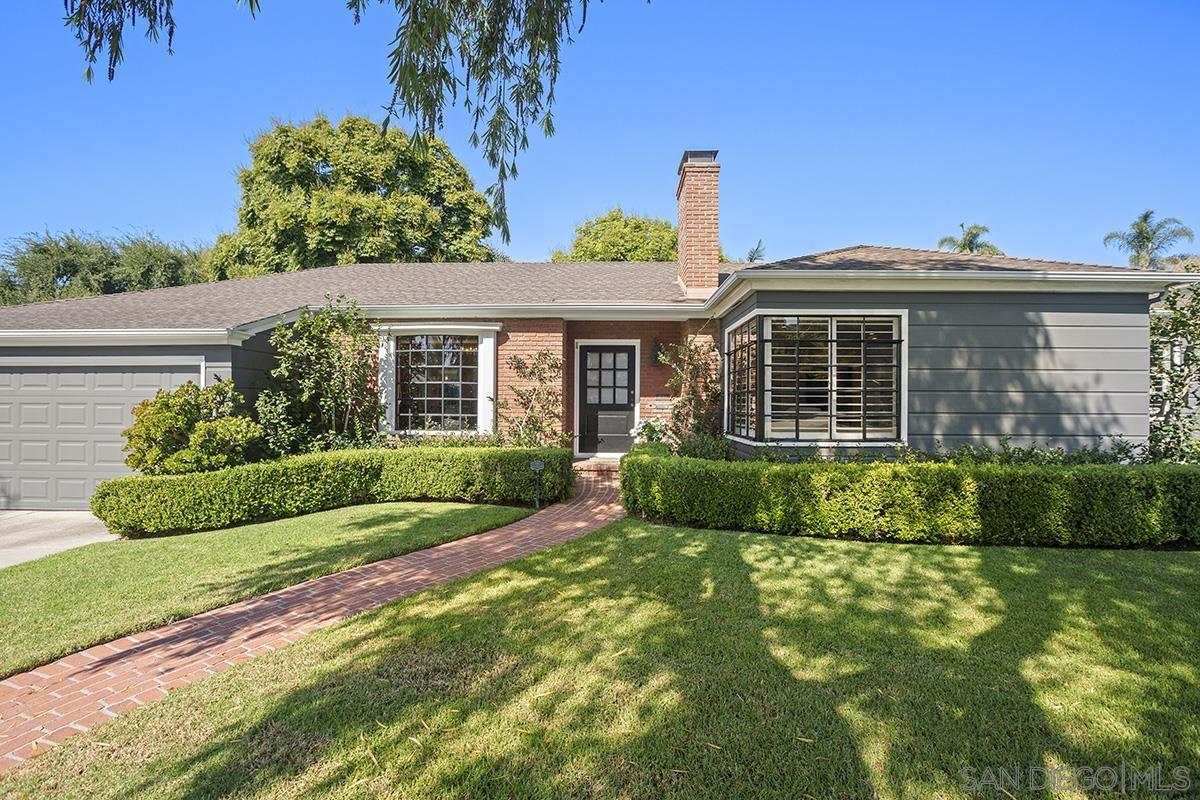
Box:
[704,269,1200,316]
[0,329,245,347]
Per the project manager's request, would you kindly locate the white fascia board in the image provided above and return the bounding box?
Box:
[373,322,504,333]
[705,270,1200,316]
[354,303,709,321]
[0,329,238,347]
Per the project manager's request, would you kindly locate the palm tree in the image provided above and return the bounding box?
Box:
[1103,211,1195,270]
[745,240,766,263]
[937,223,1004,256]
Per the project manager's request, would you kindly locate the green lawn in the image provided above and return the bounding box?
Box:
[4,519,1198,799]
[0,502,530,679]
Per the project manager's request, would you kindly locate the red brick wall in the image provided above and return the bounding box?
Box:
[676,162,721,290]
[495,318,568,435]
[563,320,685,433]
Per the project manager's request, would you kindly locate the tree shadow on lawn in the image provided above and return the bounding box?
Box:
[186,503,527,604]
[107,524,1199,799]
[69,504,529,679]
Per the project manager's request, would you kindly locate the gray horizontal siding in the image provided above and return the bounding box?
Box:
[0,344,232,385]
[909,347,1148,371]
[722,290,1151,450]
[908,391,1148,415]
[230,330,278,405]
[908,368,1148,393]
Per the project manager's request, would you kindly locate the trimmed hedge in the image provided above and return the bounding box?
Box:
[92,447,574,537]
[620,449,1200,547]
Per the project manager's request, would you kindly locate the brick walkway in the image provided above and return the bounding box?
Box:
[0,471,622,772]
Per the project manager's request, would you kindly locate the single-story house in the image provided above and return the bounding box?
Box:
[1,150,1197,509]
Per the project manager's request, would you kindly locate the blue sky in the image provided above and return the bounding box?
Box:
[2,1,1197,265]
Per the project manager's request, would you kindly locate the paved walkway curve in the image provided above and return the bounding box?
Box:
[0,472,622,772]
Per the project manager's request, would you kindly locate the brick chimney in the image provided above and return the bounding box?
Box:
[676,149,720,291]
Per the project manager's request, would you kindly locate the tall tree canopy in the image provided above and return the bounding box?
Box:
[551,209,678,262]
[937,224,1005,256]
[0,231,204,306]
[1103,210,1194,270]
[63,0,591,241]
[207,115,494,279]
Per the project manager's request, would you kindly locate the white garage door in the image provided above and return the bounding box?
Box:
[0,362,201,510]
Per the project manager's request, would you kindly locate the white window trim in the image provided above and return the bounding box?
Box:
[375,323,500,436]
[722,308,909,447]
[573,338,641,458]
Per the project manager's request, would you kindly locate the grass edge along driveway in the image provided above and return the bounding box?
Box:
[0,502,531,679]
[3,518,1197,799]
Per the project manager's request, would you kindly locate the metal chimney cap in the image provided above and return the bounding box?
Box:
[677,149,719,174]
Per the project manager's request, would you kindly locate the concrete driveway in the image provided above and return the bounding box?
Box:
[0,510,116,569]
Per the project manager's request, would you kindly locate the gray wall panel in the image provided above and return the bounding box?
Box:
[720,290,1152,450]
[230,330,278,405]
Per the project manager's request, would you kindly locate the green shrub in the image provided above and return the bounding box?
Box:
[256,297,383,456]
[387,433,506,448]
[93,447,574,536]
[123,380,263,475]
[619,452,1200,547]
[675,433,731,461]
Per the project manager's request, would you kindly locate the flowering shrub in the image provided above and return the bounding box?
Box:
[631,418,669,444]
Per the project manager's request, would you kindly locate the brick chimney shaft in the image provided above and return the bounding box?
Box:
[676,150,720,290]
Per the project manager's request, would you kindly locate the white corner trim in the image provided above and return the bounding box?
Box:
[722,309,909,447]
[476,329,497,434]
[378,334,397,432]
[572,338,641,458]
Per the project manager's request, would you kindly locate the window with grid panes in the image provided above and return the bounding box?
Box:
[725,317,758,439]
[725,315,902,442]
[395,334,479,431]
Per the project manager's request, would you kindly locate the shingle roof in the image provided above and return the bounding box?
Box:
[746,245,1138,274]
[0,246,1170,333]
[0,260,698,331]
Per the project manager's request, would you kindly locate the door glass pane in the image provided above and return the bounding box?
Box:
[601,371,614,386]
[587,388,600,404]
[601,388,614,404]
[615,371,628,387]
[587,352,599,368]
[587,369,600,386]
[601,352,614,368]
[614,388,627,404]
[616,352,629,369]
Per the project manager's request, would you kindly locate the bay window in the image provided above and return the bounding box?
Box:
[725,313,904,443]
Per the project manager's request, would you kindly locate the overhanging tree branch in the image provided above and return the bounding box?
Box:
[62,0,596,243]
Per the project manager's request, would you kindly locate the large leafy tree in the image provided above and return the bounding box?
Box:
[207,115,494,279]
[937,223,1005,256]
[0,231,204,306]
[62,0,591,241]
[1103,210,1194,270]
[551,209,678,262]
